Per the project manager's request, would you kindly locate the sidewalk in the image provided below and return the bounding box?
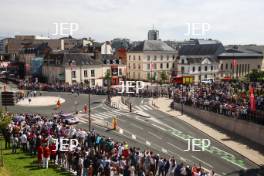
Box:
[150,97,264,166]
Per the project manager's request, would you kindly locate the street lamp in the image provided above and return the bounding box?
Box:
[88,81,91,131]
[181,68,184,115]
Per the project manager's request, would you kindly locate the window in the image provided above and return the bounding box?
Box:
[139,56,141,60]
[91,70,95,77]
[161,55,163,60]
[211,66,213,71]
[138,73,140,79]
[119,68,122,76]
[154,56,157,61]
[167,63,169,68]
[226,63,228,70]
[91,79,95,86]
[258,65,261,69]
[84,70,88,77]
[147,56,150,61]
[221,64,223,70]
[133,55,135,60]
[160,63,163,69]
[129,55,131,60]
[173,55,175,60]
[198,66,201,71]
[133,63,136,69]
[128,63,131,69]
[167,55,169,60]
[172,63,175,68]
[147,72,151,80]
[181,67,184,73]
[205,66,207,71]
[181,59,184,64]
[72,71,76,78]
[193,66,195,72]
[138,64,141,69]
[154,63,157,69]
[147,64,150,70]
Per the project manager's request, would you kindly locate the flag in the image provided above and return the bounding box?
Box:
[150,63,154,71]
[249,86,256,112]
[232,58,237,67]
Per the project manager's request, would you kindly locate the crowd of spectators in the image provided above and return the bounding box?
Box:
[2,113,215,176]
[172,82,264,124]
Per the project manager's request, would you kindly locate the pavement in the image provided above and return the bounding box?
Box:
[150,97,264,166]
[17,96,66,106]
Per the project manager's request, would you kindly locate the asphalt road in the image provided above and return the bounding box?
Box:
[3,90,263,176]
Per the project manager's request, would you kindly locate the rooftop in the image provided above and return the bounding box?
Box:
[129,40,175,52]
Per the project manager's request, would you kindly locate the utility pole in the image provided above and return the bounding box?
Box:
[88,81,91,131]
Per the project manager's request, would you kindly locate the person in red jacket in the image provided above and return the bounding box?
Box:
[49,142,57,165]
[37,145,43,168]
[43,144,50,169]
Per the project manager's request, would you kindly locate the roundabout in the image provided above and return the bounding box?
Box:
[16,96,66,107]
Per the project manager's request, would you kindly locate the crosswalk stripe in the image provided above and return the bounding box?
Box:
[135,106,143,111]
[140,106,148,110]
[143,105,152,110]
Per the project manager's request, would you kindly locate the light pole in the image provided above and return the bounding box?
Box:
[181,68,184,115]
[88,81,91,131]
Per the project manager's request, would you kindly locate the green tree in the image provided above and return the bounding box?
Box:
[0,109,11,133]
[246,69,264,82]
[160,71,168,85]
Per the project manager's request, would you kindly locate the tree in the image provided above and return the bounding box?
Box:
[104,71,112,103]
[160,71,168,85]
[246,69,264,82]
[0,109,11,133]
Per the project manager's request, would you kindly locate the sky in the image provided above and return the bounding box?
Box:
[0,0,263,45]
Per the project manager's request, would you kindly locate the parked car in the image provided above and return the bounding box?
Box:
[59,113,79,125]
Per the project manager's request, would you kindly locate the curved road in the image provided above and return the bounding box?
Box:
[6,91,262,176]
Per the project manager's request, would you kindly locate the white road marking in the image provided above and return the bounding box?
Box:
[141,99,144,104]
[135,106,143,111]
[151,124,166,131]
[161,148,168,153]
[148,131,162,140]
[191,155,213,168]
[132,134,136,140]
[143,105,152,110]
[146,141,151,146]
[119,128,124,134]
[141,106,148,110]
[130,123,143,130]
[167,142,185,151]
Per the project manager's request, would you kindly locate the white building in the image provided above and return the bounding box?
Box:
[101,41,113,55]
[177,55,219,82]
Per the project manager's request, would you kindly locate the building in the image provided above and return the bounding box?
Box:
[148,29,159,40]
[101,41,113,55]
[176,55,219,83]
[218,45,264,79]
[127,40,178,82]
[43,52,126,86]
[176,39,225,82]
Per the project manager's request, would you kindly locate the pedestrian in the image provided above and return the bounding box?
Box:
[43,144,50,168]
[37,145,44,168]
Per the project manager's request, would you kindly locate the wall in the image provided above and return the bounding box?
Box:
[173,102,264,146]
